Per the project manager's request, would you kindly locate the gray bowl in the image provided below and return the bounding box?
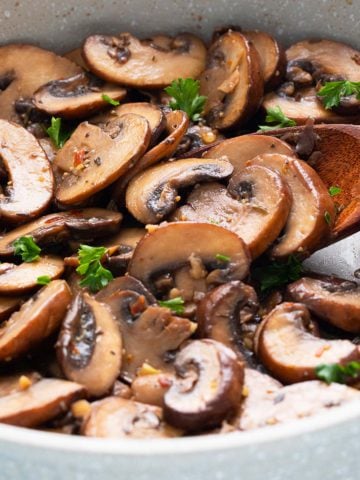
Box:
[0,1,359,479]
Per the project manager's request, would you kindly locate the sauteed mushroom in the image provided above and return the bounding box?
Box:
[256,302,360,384]
[0,296,26,321]
[132,372,175,407]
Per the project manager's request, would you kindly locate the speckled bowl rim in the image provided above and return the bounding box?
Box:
[0,399,359,454]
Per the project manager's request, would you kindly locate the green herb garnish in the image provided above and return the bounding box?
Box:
[329,186,342,197]
[101,94,120,106]
[76,245,113,292]
[258,106,296,131]
[252,255,304,293]
[317,81,360,109]
[215,253,230,262]
[316,361,360,384]
[324,211,332,225]
[159,297,185,315]
[13,236,41,263]
[37,275,51,285]
[46,117,72,148]
[165,78,207,122]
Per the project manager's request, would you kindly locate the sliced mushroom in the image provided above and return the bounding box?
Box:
[57,293,122,397]
[199,31,263,129]
[96,275,156,305]
[256,302,360,384]
[0,44,81,123]
[0,280,71,362]
[196,281,258,359]
[96,289,194,382]
[132,372,175,407]
[248,153,335,257]
[0,378,86,427]
[0,296,26,322]
[128,222,251,292]
[0,371,42,397]
[164,339,244,431]
[0,256,64,295]
[287,276,360,333]
[0,120,54,223]
[82,397,180,438]
[173,164,292,258]
[101,228,146,275]
[82,33,206,88]
[0,208,122,257]
[55,113,151,205]
[126,157,233,224]
[203,134,295,176]
[64,48,88,69]
[243,30,285,89]
[33,72,127,119]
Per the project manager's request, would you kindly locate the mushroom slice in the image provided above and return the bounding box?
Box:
[55,113,151,205]
[243,30,285,89]
[33,72,127,119]
[101,228,146,275]
[287,276,360,333]
[64,48,88,69]
[164,339,244,431]
[0,256,64,295]
[0,378,86,427]
[128,222,251,291]
[132,372,175,407]
[0,280,71,361]
[57,293,122,397]
[82,397,180,438]
[196,281,258,359]
[173,165,292,258]
[203,134,295,176]
[82,32,206,88]
[199,31,263,130]
[0,44,81,123]
[0,208,122,257]
[0,296,26,322]
[0,372,42,397]
[237,378,360,431]
[256,302,360,384]
[126,157,233,224]
[96,275,156,305]
[97,289,194,382]
[248,153,335,257]
[0,120,54,223]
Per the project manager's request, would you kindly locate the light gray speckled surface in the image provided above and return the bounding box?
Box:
[0,1,359,479]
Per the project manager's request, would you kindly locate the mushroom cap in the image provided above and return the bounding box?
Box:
[131,372,175,407]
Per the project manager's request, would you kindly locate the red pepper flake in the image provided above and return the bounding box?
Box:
[130,295,147,316]
[158,376,173,388]
[73,149,85,167]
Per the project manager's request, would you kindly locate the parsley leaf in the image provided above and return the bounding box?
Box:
[324,211,332,225]
[165,78,207,122]
[316,361,360,384]
[101,94,120,106]
[215,253,230,262]
[46,117,72,148]
[252,255,304,293]
[258,106,296,131]
[329,186,342,197]
[317,81,360,109]
[159,297,185,314]
[13,236,41,262]
[76,245,113,292]
[37,275,51,285]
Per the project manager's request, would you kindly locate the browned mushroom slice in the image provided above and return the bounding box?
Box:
[243,31,285,89]
[196,281,258,359]
[0,44,81,123]
[96,275,156,305]
[97,289,194,382]
[203,134,295,176]
[82,397,180,438]
[57,293,122,397]
[128,222,251,291]
[126,158,233,224]
[101,228,146,274]
[199,31,263,130]
[248,153,335,258]
[132,372,175,407]
[173,165,292,258]
[0,296,26,322]
[0,378,85,427]
[287,276,360,333]
[0,120,54,223]
[256,302,360,384]
[33,72,127,119]
[0,280,71,361]
[83,32,206,88]
[92,102,165,146]
[55,113,151,205]
[164,339,243,431]
[0,372,42,397]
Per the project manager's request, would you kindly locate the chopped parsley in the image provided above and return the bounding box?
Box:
[252,255,304,293]
[258,106,296,131]
[13,236,41,262]
[159,297,185,315]
[317,80,360,109]
[46,117,73,149]
[316,361,360,384]
[329,186,342,197]
[165,78,207,122]
[37,275,51,285]
[101,94,120,106]
[215,253,231,262]
[76,245,113,292]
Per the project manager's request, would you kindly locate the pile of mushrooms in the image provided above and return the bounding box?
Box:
[0,26,358,439]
